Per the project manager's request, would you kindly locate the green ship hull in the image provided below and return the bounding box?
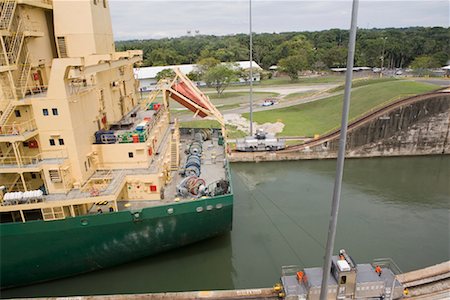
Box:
[0,194,233,289]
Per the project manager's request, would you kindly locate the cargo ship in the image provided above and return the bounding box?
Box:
[0,0,232,288]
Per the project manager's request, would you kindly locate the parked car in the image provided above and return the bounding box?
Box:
[261,98,277,107]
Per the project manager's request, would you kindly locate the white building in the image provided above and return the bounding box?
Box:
[134,61,263,91]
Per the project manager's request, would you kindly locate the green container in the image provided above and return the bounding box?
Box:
[218,136,224,146]
[118,132,133,143]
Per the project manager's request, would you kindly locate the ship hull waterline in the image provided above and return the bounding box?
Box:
[1,194,233,289]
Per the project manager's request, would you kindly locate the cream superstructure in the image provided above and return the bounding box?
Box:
[0,0,179,221]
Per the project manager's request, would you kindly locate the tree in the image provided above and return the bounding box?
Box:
[278,55,308,80]
[155,69,175,81]
[410,55,440,76]
[410,55,440,69]
[196,57,220,73]
[187,70,201,82]
[203,64,238,95]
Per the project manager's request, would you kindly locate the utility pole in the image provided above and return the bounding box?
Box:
[249,0,254,136]
[319,1,359,300]
[380,37,387,78]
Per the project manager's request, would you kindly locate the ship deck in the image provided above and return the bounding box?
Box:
[117,131,228,212]
[42,128,228,214]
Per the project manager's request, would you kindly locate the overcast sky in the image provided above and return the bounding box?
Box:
[109,0,449,40]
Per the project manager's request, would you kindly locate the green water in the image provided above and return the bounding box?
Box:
[2,156,449,298]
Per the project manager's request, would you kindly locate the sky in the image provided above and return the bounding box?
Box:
[109,0,449,40]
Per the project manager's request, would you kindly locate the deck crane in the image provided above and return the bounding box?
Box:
[140,68,226,137]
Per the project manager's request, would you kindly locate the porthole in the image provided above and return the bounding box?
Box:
[81,219,89,226]
[206,205,213,211]
[215,203,223,209]
[167,208,174,214]
[196,207,203,213]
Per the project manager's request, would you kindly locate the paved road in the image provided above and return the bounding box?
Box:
[408,78,450,87]
[221,83,339,97]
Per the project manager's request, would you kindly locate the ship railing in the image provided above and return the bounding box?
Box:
[0,149,68,166]
[372,258,402,275]
[23,84,48,99]
[0,118,37,136]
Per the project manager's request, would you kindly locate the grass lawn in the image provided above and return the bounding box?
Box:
[327,77,398,93]
[170,103,241,117]
[243,80,439,137]
[166,91,277,109]
[259,75,344,86]
[283,91,316,101]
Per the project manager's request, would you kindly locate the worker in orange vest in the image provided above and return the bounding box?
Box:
[375,265,382,276]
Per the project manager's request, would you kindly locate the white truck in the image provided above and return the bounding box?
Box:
[235,129,285,152]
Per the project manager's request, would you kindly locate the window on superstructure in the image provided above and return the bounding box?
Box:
[93,0,98,5]
[49,169,62,182]
[128,152,134,158]
[85,161,88,171]
[103,0,107,8]
[52,108,58,115]
[57,37,68,58]
[49,139,55,146]
[43,108,49,116]
[58,138,64,145]
[14,110,21,117]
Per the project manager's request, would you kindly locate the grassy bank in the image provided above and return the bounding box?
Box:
[327,77,398,93]
[243,80,439,137]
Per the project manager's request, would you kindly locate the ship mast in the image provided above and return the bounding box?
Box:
[319,1,359,300]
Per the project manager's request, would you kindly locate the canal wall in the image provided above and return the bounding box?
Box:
[229,91,450,162]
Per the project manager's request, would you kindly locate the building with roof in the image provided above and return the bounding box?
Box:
[134,61,262,91]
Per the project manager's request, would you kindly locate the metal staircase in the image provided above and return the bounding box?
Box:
[170,138,178,171]
[0,0,17,31]
[0,101,14,125]
[15,49,31,98]
[5,18,25,65]
[0,8,34,126]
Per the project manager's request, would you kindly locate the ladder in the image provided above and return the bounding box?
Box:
[170,138,179,171]
[5,18,24,65]
[0,101,14,125]
[16,49,31,98]
[0,0,17,31]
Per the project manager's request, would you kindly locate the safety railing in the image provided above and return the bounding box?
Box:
[0,148,68,167]
[0,118,36,136]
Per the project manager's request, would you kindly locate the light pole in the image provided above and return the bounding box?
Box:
[319,0,359,299]
[380,37,387,78]
[249,0,254,136]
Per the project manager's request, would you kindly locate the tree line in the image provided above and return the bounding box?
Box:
[116,27,449,72]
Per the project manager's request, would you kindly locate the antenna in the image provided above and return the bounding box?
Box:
[249,0,253,136]
[319,1,359,300]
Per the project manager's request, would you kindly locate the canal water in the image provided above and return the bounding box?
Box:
[2,156,449,298]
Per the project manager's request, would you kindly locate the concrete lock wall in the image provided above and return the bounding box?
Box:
[230,93,450,162]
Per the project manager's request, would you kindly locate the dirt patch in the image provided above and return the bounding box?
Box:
[223,113,284,135]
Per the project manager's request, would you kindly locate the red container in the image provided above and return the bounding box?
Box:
[132,134,139,143]
[153,103,161,110]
